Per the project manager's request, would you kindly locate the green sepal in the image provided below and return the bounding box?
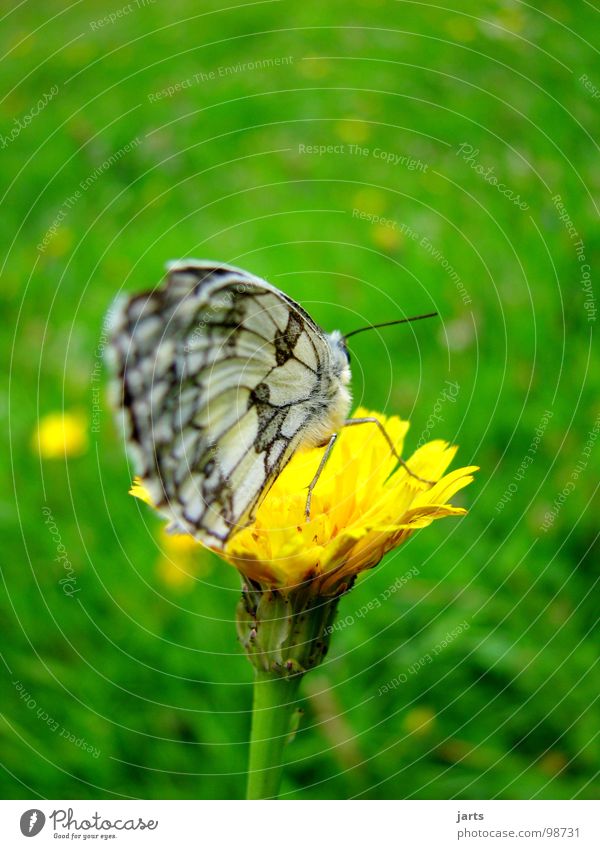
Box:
[236,582,342,678]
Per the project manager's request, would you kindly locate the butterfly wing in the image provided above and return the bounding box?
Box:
[107,261,337,546]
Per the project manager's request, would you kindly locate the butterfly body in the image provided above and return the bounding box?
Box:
[107,261,352,547]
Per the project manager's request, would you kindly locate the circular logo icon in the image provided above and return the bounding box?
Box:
[19,810,46,837]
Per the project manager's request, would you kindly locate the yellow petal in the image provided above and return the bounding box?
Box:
[129,477,154,506]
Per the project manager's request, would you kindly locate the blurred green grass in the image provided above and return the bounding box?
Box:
[1,1,598,799]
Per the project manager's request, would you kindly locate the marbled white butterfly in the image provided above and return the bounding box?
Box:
[107,260,433,547]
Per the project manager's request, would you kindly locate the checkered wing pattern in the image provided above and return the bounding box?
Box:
[107,261,339,546]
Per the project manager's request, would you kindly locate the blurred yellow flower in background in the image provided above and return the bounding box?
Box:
[351,187,387,215]
[33,411,88,459]
[371,222,401,252]
[129,484,211,587]
[156,527,212,589]
[403,705,437,737]
[336,119,371,145]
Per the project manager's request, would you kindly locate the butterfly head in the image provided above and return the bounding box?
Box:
[328,330,352,377]
[302,329,352,443]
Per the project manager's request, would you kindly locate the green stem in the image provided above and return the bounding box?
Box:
[246,670,302,800]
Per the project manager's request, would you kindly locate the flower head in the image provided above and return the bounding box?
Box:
[224,408,477,594]
[131,408,476,596]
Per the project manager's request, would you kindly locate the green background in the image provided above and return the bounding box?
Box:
[2,0,598,800]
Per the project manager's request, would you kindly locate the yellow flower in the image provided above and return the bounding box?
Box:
[336,120,370,145]
[403,706,437,736]
[131,408,477,595]
[130,409,476,679]
[129,483,211,588]
[33,411,88,459]
[224,408,477,594]
[371,223,401,252]
[156,527,211,589]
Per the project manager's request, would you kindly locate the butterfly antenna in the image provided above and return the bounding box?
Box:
[344,312,438,340]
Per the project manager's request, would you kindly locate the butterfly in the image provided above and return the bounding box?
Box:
[107,260,434,547]
[107,260,355,546]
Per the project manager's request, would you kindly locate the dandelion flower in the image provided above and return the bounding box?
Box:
[131,408,476,667]
[222,408,476,595]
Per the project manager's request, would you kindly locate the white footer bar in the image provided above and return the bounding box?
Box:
[1,800,597,848]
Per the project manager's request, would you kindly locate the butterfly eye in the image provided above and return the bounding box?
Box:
[339,339,351,364]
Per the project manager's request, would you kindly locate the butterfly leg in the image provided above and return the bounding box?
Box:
[305,432,339,520]
[344,417,435,485]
